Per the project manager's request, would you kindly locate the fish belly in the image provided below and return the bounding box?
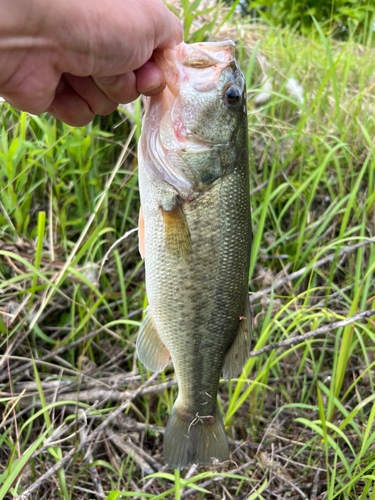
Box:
[140,161,250,410]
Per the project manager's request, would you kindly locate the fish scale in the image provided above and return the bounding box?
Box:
[136,40,251,469]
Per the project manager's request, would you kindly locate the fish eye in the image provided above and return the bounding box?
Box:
[224,85,241,107]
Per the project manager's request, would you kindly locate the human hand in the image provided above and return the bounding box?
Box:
[0,0,182,126]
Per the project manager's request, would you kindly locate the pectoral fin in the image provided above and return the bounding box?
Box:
[222,296,252,380]
[161,201,191,257]
[138,206,145,259]
[136,310,170,372]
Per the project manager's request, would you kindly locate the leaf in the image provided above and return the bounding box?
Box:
[295,418,350,474]
[0,315,6,334]
[0,427,49,499]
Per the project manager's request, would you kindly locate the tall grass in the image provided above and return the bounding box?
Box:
[1,1,375,498]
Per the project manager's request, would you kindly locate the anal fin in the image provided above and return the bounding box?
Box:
[136,310,170,372]
[222,296,252,380]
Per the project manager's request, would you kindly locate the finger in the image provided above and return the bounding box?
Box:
[94,72,140,104]
[0,64,58,115]
[152,1,183,48]
[63,74,119,115]
[2,92,55,115]
[48,78,94,126]
[135,60,166,96]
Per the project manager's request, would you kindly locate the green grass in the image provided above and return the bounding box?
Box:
[2,1,375,499]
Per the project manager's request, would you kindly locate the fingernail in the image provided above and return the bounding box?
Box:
[95,76,116,86]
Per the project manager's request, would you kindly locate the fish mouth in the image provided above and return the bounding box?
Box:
[152,41,237,148]
[159,40,236,75]
[155,40,236,116]
[139,41,238,195]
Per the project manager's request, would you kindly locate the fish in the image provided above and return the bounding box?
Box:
[136,40,251,470]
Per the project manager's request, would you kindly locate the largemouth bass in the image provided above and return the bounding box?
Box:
[136,40,251,470]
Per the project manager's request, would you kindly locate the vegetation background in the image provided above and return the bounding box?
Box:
[1,0,375,498]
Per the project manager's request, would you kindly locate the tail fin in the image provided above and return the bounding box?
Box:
[163,403,229,470]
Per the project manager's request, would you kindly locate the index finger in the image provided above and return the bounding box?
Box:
[151,1,183,49]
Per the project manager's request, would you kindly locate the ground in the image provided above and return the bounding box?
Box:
[1,2,375,499]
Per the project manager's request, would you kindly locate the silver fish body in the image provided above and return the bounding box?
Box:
[137,41,251,469]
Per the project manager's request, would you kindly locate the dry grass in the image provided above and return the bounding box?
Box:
[2,2,375,499]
